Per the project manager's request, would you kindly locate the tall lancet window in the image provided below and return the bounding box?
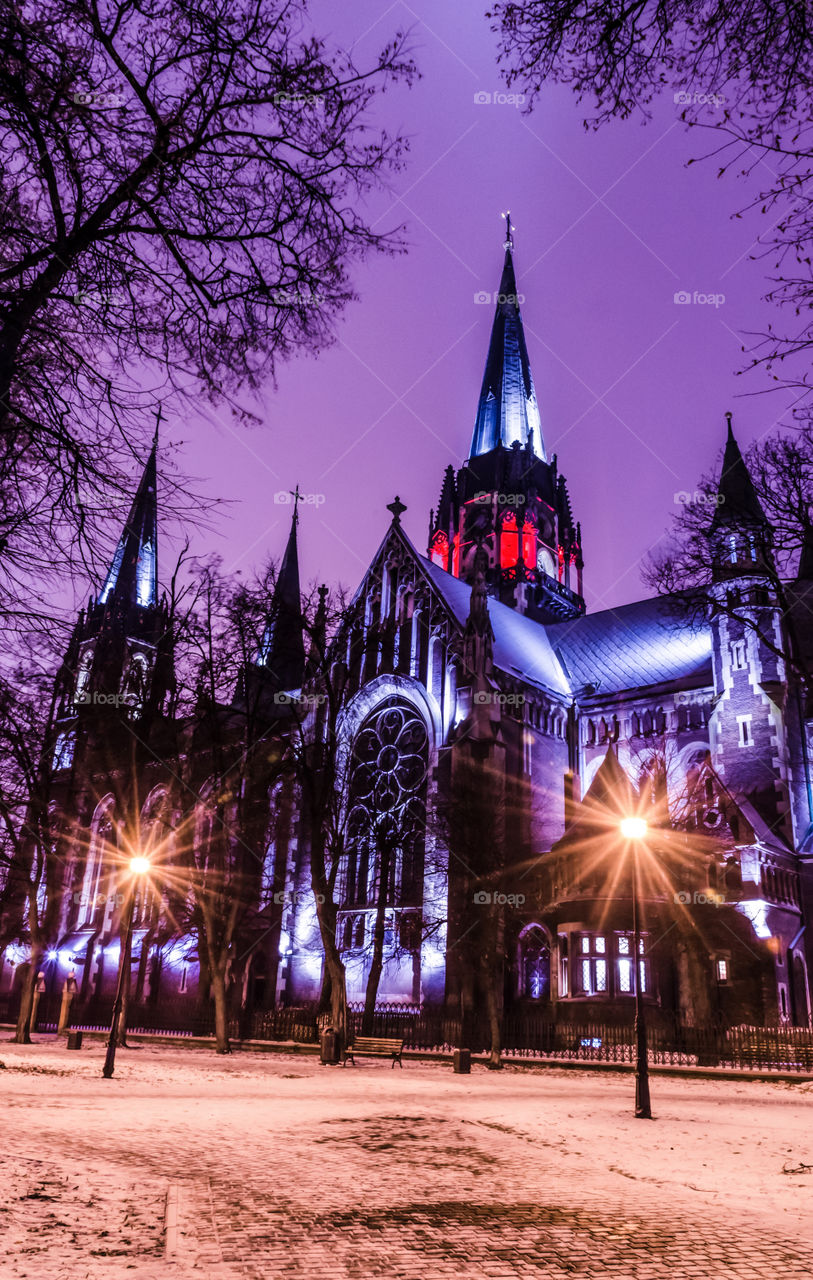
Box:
[341,700,429,946]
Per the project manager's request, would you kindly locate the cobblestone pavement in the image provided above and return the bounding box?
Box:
[1,1043,811,1279]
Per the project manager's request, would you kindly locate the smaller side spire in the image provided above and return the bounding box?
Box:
[258,505,306,692]
[98,436,159,610]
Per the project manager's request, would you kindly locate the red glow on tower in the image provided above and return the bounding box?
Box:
[501,512,519,569]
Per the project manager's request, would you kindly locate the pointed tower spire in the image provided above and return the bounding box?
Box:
[470,216,545,460]
[711,413,767,529]
[99,437,159,609]
[258,502,305,691]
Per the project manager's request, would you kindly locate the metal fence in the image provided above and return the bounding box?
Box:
[4,990,812,1071]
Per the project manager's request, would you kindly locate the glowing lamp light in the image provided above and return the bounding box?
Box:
[130,855,150,875]
[620,816,648,840]
[47,950,58,961]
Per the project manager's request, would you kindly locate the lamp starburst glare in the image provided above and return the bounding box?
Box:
[620,816,648,840]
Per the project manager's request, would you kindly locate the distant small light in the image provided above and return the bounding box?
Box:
[620,816,648,840]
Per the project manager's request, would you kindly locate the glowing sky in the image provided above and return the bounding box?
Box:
[154,0,800,613]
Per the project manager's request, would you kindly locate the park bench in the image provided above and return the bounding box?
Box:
[343,1035,404,1067]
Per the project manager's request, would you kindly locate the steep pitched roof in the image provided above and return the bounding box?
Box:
[98,439,158,609]
[420,555,569,696]
[711,416,767,529]
[469,244,545,460]
[546,597,712,695]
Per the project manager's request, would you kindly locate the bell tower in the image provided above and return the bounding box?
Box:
[428,216,584,623]
[707,414,791,839]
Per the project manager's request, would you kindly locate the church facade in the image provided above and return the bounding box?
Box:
[3,231,812,1033]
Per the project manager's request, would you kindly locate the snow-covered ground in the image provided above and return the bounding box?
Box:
[1,1035,811,1279]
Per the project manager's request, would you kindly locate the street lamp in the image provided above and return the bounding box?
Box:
[620,816,652,1119]
[102,854,150,1079]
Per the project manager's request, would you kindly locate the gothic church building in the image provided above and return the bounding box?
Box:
[3,231,812,1032]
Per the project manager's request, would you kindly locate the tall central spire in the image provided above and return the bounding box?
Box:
[469,216,545,460]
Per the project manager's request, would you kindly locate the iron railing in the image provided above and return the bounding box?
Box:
[4,989,812,1071]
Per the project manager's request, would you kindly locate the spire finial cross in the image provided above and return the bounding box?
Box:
[289,484,303,522]
[502,209,514,251]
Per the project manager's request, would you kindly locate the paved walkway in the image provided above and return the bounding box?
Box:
[2,1041,811,1279]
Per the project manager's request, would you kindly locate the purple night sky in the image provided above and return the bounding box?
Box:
[156,0,799,614]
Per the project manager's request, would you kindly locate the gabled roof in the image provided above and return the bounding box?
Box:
[420,556,570,697]
[354,524,713,702]
[470,244,545,460]
[546,596,712,696]
[350,520,570,697]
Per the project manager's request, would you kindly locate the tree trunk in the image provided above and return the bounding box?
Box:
[15,951,41,1044]
[211,965,231,1054]
[362,842,392,1035]
[116,925,133,1046]
[314,895,347,1047]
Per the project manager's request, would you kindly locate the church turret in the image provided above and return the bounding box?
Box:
[54,432,172,736]
[706,415,791,839]
[710,412,772,580]
[428,216,584,624]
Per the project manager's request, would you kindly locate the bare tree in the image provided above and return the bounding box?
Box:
[0,0,415,615]
[0,656,64,1043]
[489,0,813,385]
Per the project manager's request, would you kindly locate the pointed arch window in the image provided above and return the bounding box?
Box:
[78,797,116,927]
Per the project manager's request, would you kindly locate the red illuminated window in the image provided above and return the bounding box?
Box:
[501,513,519,569]
[430,533,448,569]
[522,520,536,567]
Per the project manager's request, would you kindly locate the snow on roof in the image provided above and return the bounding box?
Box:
[546,596,712,695]
[419,557,570,697]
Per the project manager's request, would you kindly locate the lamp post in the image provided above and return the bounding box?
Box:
[620,816,652,1120]
[102,855,150,1079]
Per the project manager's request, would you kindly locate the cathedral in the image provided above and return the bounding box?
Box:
[3,227,813,1035]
